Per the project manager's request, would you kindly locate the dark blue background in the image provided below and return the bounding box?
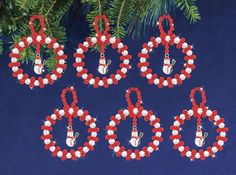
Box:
[0,0,236,174]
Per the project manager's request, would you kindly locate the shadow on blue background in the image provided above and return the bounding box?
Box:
[0,0,236,175]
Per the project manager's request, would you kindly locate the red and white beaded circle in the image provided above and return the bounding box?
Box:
[105,87,164,160]
[137,15,196,88]
[41,87,99,161]
[73,15,131,88]
[170,87,228,161]
[9,15,67,89]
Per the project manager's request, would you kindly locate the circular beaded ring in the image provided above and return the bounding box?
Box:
[9,15,67,89]
[170,87,228,161]
[73,15,132,88]
[105,87,164,160]
[41,87,99,161]
[137,15,196,88]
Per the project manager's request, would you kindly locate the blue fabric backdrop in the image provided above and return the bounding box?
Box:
[0,0,235,175]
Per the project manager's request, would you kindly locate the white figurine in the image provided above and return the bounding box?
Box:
[162,53,176,75]
[195,125,208,147]
[34,54,45,75]
[66,126,79,147]
[98,53,112,75]
[129,126,144,147]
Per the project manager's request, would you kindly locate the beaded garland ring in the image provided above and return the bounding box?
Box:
[105,87,164,161]
[170,87,228,161]
[138,15,196,88]
[9,15,67,89]
[73,15,132,88]
[41,87,99,160]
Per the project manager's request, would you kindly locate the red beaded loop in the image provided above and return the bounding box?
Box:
[41,87,99,161]
[138,15,196,88]
[9,15,67,89]
[105,87,164,161]
[73,15,131,88]
[170,87,228,161]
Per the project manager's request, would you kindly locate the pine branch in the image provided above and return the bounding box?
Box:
[0,39,3,54]
[175,0,200,23]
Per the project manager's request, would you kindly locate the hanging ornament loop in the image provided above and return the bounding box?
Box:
[190,87,207,109]
[93,15,110,37]
[29,15,45,37]
[125,87,142,110]
[61,87,78,109]
[158,15,174,36]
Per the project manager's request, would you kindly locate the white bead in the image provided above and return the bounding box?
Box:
[130,153,136,159]
[165,35,171,42]
[180,74,186,80]
[109,37,116,44]
[76,66,83,72]
[109,139,115,144]
[186,151,192,157]
[122,50,128,56]
[121,151,127,157]
[154,122,160,128]
[51,114,57,120]
[212,147,218,153]
[185,68,192,74]
[17,74,23,80]
[44,139,50,144]
[83,41,89,47]
[141,66,147,72]
[91,37,97,44]
[214,115,220,121]
[19,41,25,47]
[82,74,88,79]
[90,123,96,128]
[11,58,18,63]
[220,132,226,137]
[219,123,225,128]
[118,43,124,49]
[141,110,148,116]
[101,35,106,42]
[182,43,188,48]
[12,66,18,72]
[195,153,200,159]
[197,108,203,114]
[77,109,84,116]
[59,59,65,64]
[114,146,120,152]
[66,153,72,159]
[56,68,63,73]
[27,37,33,43]
[57,50,64,56]
[206,110,212,116]
[188,59,194,64]
[85,115,92,121]
[75,151,81,158]
[68,108,74,114]
[49,146,55,152]
[123,59,129,64]
[57,151,63,157]
[43,130,50,135]
[89,78,95,85]
[150,115,156,121]
[77,48,83,54]
[59,109,65,116]
[45,37,51,44]
[107,78,113,84]
[187,50,193,56]
[115,74,121,80]
[174,37,180,44]
[98,80,104,86]
[140,57,146,63]
[89,140,95,146]
[107,130,114,135]
[146,74,153,80]
[123,109,129,116]
[147,147,154,153]
[141,48,148,54]
[172,130,178,135]
[50,74,57,80]
[83,147,89,153]
[163,80,168,86]
[204,151,209,157]
[153,140,160,146]
[218,140,224,146]
[154,78,159,85]
[53,43,59,49]
[115,114,121,120]
[178,146,184,152]
[121,68,127,74]
[172,78,177,85]
[180,114,186,120]
[173,139,180,144]
[109,121,116,127]
[45,121,51,126]
[155,37,161,44]
[36,35,42,42]
[148,41,153,47]
[12,48,19,54]
[174,121,180,126]
[25,78,30,85]
[133,108,138,114]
